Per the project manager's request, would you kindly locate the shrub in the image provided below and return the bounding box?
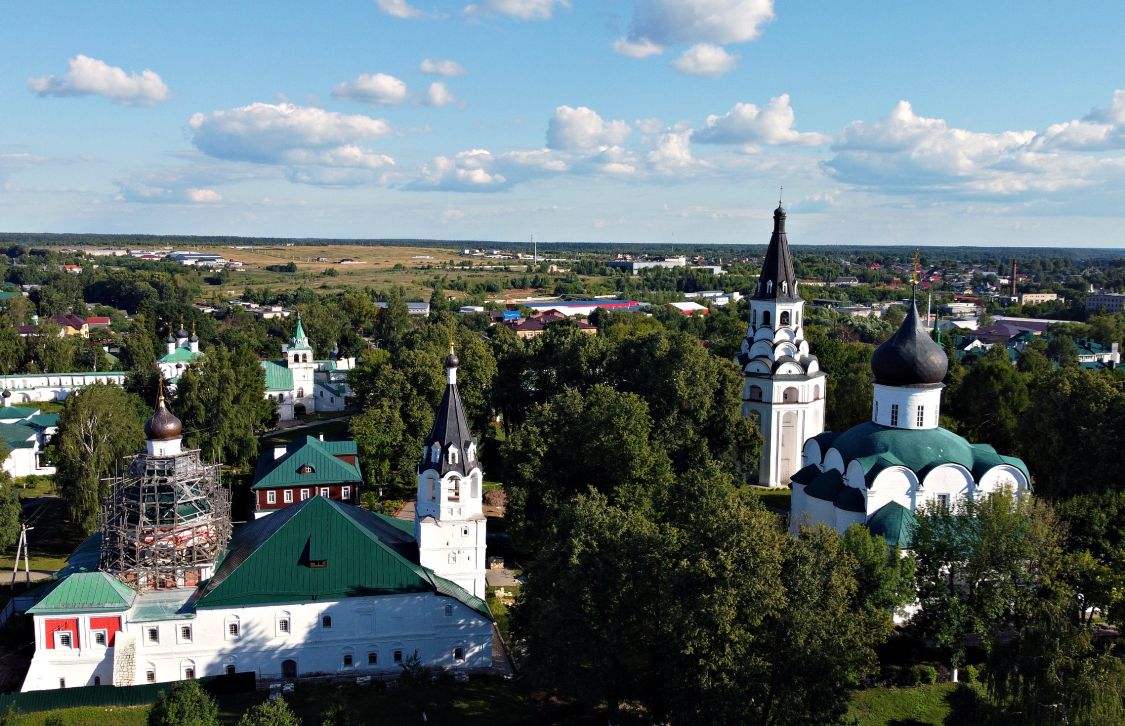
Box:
[148,680,219,726]
[963,663,980,683]
[238,698,300,726]
[917,664,938,685]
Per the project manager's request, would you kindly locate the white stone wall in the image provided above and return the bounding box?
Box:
[871,384,943,430]
[23,592,493,692]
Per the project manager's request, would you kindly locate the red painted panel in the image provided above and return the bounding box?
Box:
[89,616,122,647]
[44,618,78,650]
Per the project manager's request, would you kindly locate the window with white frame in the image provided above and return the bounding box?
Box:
[181,660,196,679]
[277,611,291,636]
[146,627,160,644]
[226,616,240,639]
[145,667,156,683]
[319,487,330,497]
[444,603,454,617]
[916,406,925,427]
[56,632,73,649]
[342,486,351,500]
[342,650,354,668]
[448,446,459,465]
[393,650,403,664]
[936,493,951,510]
[266,491,277,504]
[283,490,293,503]
[93,630,107,646]
[300,488,310,501]
[180,625,192,643]
[890,404,899,427]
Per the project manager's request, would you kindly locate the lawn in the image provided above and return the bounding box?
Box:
[848,682,996,725]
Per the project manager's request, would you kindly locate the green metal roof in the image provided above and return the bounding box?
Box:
[260,360,294,392]
[0,291,23,301]
[835,486,866,513]
[0,422,37,449]
[790,464,820,486]
[805,468,844,502]
[27,572,136,614]
[28,413,59,429]
[196,497,491,619]
[158,347,200,364]
[867,501,917,549]
[375,512,416,537]
[252,436,362,490]
[0,407,40,420]
[828,421,1030,484]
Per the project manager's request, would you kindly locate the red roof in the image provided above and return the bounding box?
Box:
[86,316,111,326]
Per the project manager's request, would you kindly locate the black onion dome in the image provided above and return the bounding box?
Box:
[145,388,183,441]
[2,389,9,399]
[166,334,175,343]
[754,204,800,301]
[445,352,459,369]
[871,300,948,386]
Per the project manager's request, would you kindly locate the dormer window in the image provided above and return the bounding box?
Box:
[297,464,315,475]
[766,280,773,295]
[780,281,788,296]
[447,446,459,465]
[466,443,476,463]
[431,443,441,463]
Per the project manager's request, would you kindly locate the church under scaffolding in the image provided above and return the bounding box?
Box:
[99,386,230,590]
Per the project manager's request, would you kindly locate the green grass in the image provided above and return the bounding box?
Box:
[849,683,955,725]
[751,487,792,513]
[0,554,68,572]
[9,706,150,726]
[12,476,55,499]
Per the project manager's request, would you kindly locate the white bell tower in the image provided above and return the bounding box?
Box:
[415,349,487,598]
[736,203,827,487]
[284,315,316,414]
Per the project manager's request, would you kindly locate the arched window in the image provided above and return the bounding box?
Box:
[780,281,788,296]
[782,387,799,403]
[180,659,196,680]
[766,281,773,295]
[297,387,304,398]
[471,475,480,499]
[431,443,441,463]
[780,311,791,326]
[813,385,821,400]
[466,443,476,462]
[297,464,315,475]
[447,446,459,465]
[762,311,771,327]
[748,385,764,402]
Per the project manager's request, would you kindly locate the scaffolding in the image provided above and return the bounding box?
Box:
[100,447,230,591]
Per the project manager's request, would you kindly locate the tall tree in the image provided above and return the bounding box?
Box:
[948,343,1029,453]
[174,346,273,469]
[147,680,219,726]
[55,383,146,532]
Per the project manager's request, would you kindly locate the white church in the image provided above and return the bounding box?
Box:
[20,354,492,691]
[738,205,1031,545]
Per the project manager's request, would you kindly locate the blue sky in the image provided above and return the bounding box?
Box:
[3,1,1125,246]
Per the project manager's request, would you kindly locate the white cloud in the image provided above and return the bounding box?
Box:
[375,0,424,18]
[646,129,699,172]
[414,149,509,191]
[424,82,456,107]
[612,38,664,59]
[1030,89,1125,151]
[28,54,169,106]
[621,0,774,49]
[116,180,226,204]
[187,103,394,186]
[186,188,222,202]
[546,106,630,150]
[694,95,830,146]
[463,0,568,21]
[419,58,466,77]
[331,73,409,105]
[672,44,738,77]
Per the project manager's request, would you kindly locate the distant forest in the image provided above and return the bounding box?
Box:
[1,231,1124,265]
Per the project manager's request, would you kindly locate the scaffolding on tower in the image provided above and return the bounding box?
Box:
[99,447,229,591]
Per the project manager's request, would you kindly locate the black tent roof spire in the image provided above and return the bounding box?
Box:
[419,345,477,476]
[754,196,799,301]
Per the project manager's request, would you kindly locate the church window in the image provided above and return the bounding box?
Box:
[59,678,66,689]
[753,310,758,327]
[429,479,436,501]
[277,612,291,635]
[766,281,773,295]
[342,653,353,668]
[448,552,457,564]
[749,385,763,402]
[94,630,107,646]
[94,676,101,686]
[813,385,821,400]
[936,493,950,510]
[394,650,403,664]
[297,387,304,398]
[466,443,476,462]
[890,404,899,427]
[874,401,879,421]
[227,617,240,639]
[146,627,159,644]
[454,647,465,662]
[762,311,771,327]
[146,669,155,683]
[225,664,237,676]
[471,477,479,499]
[448,446,460,465]
[322,615,332,629]
[780,311,790,326]
[444,604,454,617]
[180,625,192,642]
[181,660,196,680]
[449,479,461,502]
[916,406,925,427]
[431,443,441,463]
[368,652,378,665]
[58,632,72,648]
[782,387,798,403]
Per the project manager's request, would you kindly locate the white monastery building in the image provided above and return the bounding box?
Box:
[20,371,492,692]
[789,291,1031,548]
[736,204,826,487]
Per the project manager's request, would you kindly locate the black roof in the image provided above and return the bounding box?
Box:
[754,205,799,301]
[871,296,948,386]
[419,358,477,477]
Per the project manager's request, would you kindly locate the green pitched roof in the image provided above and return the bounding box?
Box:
[867,501,917,549]
[261,360,294,392]
[196,497,491,619]
[28,413,59,429]
[27,572,136,614]
[0,291,23,301]
[805,468,843,502]
[288,317,313,351]
[252,436,362,489]
[0,422,37,449]
[159,347,200,364]
[0,406,40,420]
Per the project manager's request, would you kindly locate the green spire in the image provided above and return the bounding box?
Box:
[294,314,307,342]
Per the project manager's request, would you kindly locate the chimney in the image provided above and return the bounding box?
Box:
[273,445,287,460]
[319,433,324,441]
[1011,259,1017,299]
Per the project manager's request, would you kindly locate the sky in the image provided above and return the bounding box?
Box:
[2,1,1125,247]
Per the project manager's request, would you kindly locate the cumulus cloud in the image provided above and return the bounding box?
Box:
[1030,89,1125,151]
[672,44,738,77]
[375,0,424,18]
[546,106,630,150]
[612,38,663,59]
[419,58,466,77]
[116,180,225,204]
[646,129,699,172]
[424,82,456,107]
[615,0,774,57]
[331,73,409,105]
[28,54,169,105]
[694,95,830,146]
[463,0,568,21]
[413,149,509,191]
[187,102,394,186]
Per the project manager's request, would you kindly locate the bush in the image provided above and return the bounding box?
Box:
[963,663,980,683]
[148,680,219,726]
[916,664,938,685]
[238,697,300,726]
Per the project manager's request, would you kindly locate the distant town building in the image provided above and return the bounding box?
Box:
[1087,292,1125,314]
[666,301,709,315]
[1019,292,1059,305]
[607,256,688,274]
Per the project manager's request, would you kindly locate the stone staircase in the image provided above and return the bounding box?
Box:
[112,632,137,686]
